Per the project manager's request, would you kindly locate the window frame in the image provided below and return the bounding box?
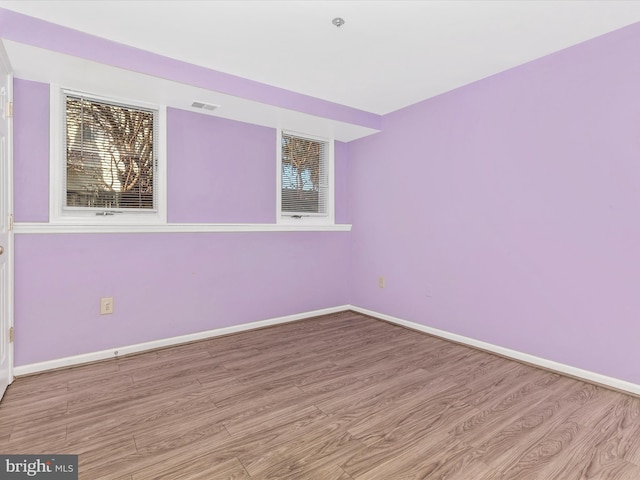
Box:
[49,85,167,225]
[276,129,335,225]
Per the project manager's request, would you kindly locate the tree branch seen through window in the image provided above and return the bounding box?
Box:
[281,133,327,215]
[65,95,156,210]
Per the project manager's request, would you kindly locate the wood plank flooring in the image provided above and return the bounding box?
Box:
[2,311,640,479]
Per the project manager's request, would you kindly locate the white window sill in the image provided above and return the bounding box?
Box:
[14,222,352,234]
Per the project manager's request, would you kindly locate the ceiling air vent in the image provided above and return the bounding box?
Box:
[191,101,219,111]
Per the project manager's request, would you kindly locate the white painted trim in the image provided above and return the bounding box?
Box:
[14,222,352,234]
[349,305,640,396]
[1,40,14,390]
[156,104,168,224]
[13,305,350,376]
[49,85,168,225]
[20,302,635,395]
[276,128,283,221]
[276,129,336,226]
[49,83,62,224]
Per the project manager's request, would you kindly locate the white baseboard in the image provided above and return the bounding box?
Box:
[15,303,640,397]
[13,305,350,377]
[349,305,640,396]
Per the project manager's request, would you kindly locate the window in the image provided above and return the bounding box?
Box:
[277,130,334,224]
[50,87,166,223]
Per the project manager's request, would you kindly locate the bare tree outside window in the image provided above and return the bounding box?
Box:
[281,133,327,215]
[65,96,156,211]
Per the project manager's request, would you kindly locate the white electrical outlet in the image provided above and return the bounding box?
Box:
[378,276,386,288]
[100,297,114,315]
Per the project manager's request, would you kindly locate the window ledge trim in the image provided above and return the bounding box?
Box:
[14,222,352,235]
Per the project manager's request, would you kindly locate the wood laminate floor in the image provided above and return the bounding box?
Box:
[1,311,640,479]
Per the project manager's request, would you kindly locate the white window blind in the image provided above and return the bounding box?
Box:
[281,132,329,216]
[64,93,157,212]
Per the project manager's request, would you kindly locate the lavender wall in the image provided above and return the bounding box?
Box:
[348,23,640,384]
[13,79,350,366]
[167,108,276,223]
[13,79,49,222]
[334,141,351,225]
[14,232,348,365]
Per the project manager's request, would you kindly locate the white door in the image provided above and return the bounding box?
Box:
[0,41,13,400]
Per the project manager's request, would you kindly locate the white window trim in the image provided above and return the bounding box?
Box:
[276,129,335,225]
[49,84,167,225]
[13,222,352,234]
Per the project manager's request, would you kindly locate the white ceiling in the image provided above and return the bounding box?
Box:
[2,0,640,115]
